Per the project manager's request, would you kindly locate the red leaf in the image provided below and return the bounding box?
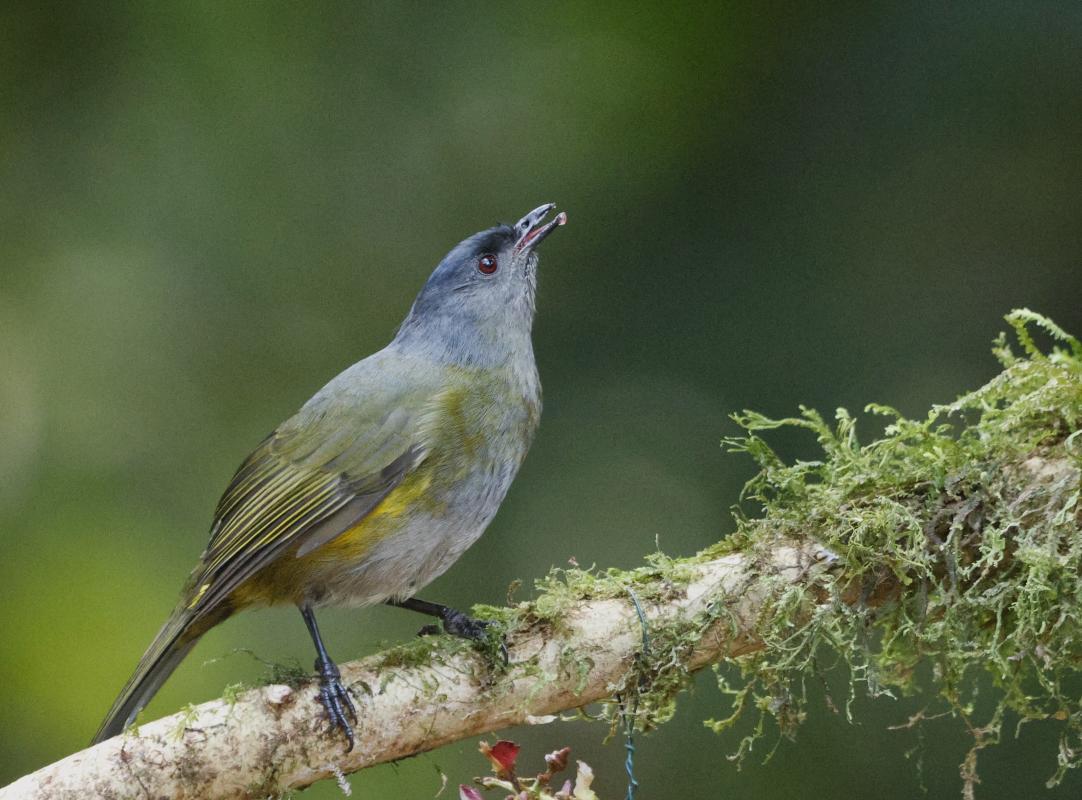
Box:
[488,740,520,772]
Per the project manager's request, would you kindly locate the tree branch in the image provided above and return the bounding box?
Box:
[0,540,828,800]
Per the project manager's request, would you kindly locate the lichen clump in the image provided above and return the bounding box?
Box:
[713,310,1081,792]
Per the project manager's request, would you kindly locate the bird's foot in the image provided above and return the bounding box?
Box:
[314,656,357,751]
[419,608,509,665]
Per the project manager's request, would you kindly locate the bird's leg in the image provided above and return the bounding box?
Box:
[386,597,508,663]
[300,604,357,750]
[386,596,487,638]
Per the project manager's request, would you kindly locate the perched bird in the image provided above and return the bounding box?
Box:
[93,204,567,749]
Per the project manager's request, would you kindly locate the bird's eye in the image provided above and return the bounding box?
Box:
[477,254,499,275]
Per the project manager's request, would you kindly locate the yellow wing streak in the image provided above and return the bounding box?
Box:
[211,462,283,522]
[244,482,342,554]
[211,467,300,544]
[204,474,339,573]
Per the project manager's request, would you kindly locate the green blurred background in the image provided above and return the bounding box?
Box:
[2,2,1081,797]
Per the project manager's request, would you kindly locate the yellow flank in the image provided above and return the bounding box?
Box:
[228,466,442,607]
[374,470,439,521]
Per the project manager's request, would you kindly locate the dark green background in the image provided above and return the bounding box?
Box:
[2,3,1080,797]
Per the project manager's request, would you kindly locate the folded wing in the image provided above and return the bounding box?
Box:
[185,365,434,616]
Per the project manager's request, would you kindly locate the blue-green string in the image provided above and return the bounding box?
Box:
[623,587,650,800]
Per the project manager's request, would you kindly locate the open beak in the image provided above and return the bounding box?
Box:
[514,203,568,253]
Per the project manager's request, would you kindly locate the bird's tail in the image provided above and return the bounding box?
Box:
[92,605,216,745]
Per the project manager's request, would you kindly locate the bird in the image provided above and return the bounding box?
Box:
[93,203,567,749]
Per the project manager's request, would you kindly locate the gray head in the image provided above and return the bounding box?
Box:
[395,204,567,363]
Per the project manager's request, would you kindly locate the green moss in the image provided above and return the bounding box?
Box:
[707,310,1081,791]
[221,681,246,706]
[171,703,201,740]
[470,603,521,627]
[374,635,447,672]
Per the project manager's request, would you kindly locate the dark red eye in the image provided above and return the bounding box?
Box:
[477,253,499,274]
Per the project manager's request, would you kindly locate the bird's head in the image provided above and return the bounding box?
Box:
[395,204,567,362]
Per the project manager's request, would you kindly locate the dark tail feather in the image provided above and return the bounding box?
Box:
[92,609,203,744]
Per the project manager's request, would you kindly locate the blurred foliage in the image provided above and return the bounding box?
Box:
[1,2,1081,797]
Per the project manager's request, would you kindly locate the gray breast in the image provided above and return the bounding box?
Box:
[314,374,539,608]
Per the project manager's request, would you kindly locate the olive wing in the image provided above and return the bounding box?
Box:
[185,375,433,616]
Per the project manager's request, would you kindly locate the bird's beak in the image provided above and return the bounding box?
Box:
[514,203,568,253]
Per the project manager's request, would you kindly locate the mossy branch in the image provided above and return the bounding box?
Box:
[1,310,1078,800]
[0,542,829,800]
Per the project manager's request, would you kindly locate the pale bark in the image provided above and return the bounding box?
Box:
[0,541,826,800]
